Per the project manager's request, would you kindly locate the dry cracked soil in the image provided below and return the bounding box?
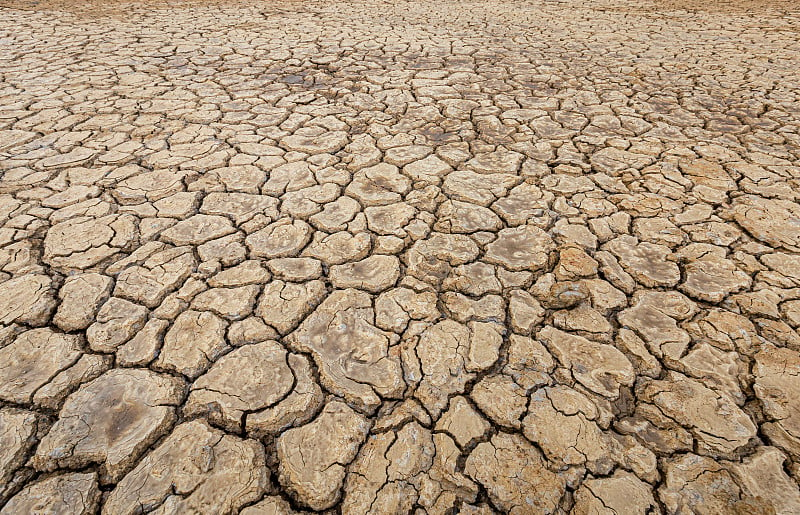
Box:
[0,0,799,513]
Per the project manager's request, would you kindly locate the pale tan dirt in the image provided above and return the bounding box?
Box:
[0,0,799,512]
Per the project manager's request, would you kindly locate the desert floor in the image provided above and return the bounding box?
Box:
[0,0,799,513]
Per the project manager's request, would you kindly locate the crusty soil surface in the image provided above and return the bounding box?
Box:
[0,0,799,513]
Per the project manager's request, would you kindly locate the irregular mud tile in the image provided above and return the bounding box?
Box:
[443,170,518,206]
[277,400,370,511]
[416,433,480,512]
[403,154,452,183]
[435,199,503,233]
[43,214,137,270]
[345,163,411,206]
[484,224,554,272]
[266,257,322,282]
[616,329,662,378]
[190,285,261,320]
[404,232,479,286]
[287,289,404,413]
[0,408,38,498]
[329,255,400,293]
[633,216,686,248]
[534,277,592,309]
[113,245,196,308]
[733,288,782,319]
[113,170,187,204]
[465,148,524,174]
[302,231,372,265]
[504,334,556,389]
[0,328,82,404]
[341,134,381,172]
[309,196,361,232]
[414,320,474,417]
[374,287,439,333]
[615,404,694,456]
[782,300,800,328]
[242,496,310,515]
[0,273,56,326]
[658,453,751,514]
[680,254,751,303]
[246,353,323,437]
[343,422,431,514]
[640,372,757,457]
[103,420,267,515]
[53,272,113,331]
[384,145,432,167]
[227,317,279,347]
[245,218,313,258]
[552,304,614,337]
[466,321,504,371]
[33,368,185,483]
[684,308,759,355]
[0,130,36,152]
[680,343,746,405]
[470,373,528,429]
[508,290,545,335]
[731,195,800,252]
[155,310,228,379]
[572,471,657,515]
[117,318,169,366]
[443,262,502,296]
[761,252,800,287]
[491,182,553,227]
[604,235,680,287]
[617,292,693,362]
[441,292,505,323]
[524,386,654,477]
[86,297,147,352]
[200,192,279,225]
[0,472,100,515]
[727,446,800,514]
[160,214,236,246]
[255,279,326,335]
[197,232,247,266]
[554,246,599,280]
[185,341,294,432]
[39,147,96,169]
[757,318,800,350]
[152,191,200,219]
[594,250,637,294]
[465,433,566,515]
[436,396,491,448]
[753,345,800,458]
[538,326,634,399]
[365,202,416,236]
[208,260,270,287]
[583,278,628,313]
[32,353,112,409]
[212,165,266,193]
[280,127,348,154]
[385,422,436,482]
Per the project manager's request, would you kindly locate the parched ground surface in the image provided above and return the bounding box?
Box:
[0,0,800,512]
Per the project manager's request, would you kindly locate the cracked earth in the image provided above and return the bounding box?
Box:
[0,0,799,512]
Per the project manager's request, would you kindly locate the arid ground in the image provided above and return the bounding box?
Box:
[0,0,799,512]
